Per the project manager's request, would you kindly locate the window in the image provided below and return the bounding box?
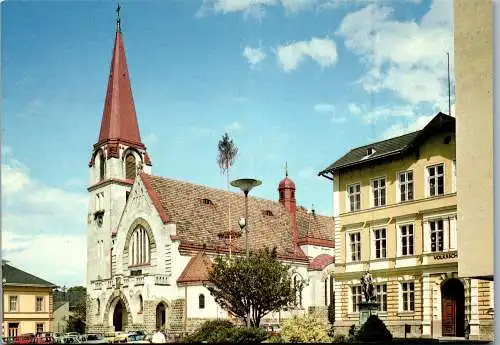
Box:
[347,184,361,212]
[125,154,136,180]
[129,226,150,266]
[139,295,143,313]
[9,296,18,312]
[126,191,130,202]
[349,232,361,262]
[293,276,302,307]
[430,220,444,252]
[199,294,205,309]
[401,282,415,311]
[36,323,44,334]
[399,171,414,202]
[279,191,284,200]
[372,178,386,207]
[324,278,328,306]
[201,198,214,206]
[375,284,387,312]
[36,297,44,312]
[401,224,414,256]
[262,210,274,216]
[351,285,362,312]
[329,275,335,306]
[99,153,105,181]
[427,164,444,197]
[373,228,387,259]
[96,299,100,314]
[8,323,19,337]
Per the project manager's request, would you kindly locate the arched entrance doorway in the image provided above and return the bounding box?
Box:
[156,302,167,330]
[441,279,465,337]
[113,299,127,332]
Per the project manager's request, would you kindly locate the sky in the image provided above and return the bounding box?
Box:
[1,0,455,288]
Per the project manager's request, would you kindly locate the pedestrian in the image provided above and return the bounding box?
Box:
[151,329,166,343]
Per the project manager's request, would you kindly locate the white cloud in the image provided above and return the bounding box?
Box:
[314,103,335,113]
[337,0,454,106]
[243,46,266,66]
[347,103,362,114]
[1,154,88,287]
[198,0,317,19]
[330,116,347,123]
[276,37,338,72]
[348,102,416,124]
[224,121,243,133]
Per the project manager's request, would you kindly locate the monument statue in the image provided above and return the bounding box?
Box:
[361,271,375,303]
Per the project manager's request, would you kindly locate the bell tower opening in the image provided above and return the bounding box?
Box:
[125,153,136,180]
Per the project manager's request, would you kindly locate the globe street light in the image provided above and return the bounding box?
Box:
[231,178,262,257]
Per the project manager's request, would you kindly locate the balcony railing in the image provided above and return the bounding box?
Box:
[91,273,171,290]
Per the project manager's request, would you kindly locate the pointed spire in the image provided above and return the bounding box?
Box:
[97,5,144,149]
[285,161,288,177]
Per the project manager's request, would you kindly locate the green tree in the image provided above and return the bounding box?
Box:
[66,299,86,334]
[282,312,331,343]
[207,247,300,328]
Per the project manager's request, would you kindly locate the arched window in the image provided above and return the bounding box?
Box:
[199,294,205,309]
[125,154,136,180]
[324,278,328,306]
[129,226,150,266]
[96,298,100,315]
[99,153,105,181]
[293,275,302,307]
[139,295,143,313]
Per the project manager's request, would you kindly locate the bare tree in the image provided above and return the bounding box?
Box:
[217,133,238,257]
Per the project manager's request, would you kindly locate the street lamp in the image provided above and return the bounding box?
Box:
[231,178,262,257]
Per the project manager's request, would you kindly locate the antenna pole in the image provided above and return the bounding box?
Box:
[447,52,451,116]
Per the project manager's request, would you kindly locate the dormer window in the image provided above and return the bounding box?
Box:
[366,147,376,156]
[262,210,274,216]
[201,198,214,206]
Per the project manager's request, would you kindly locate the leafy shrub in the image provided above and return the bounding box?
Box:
[356,315,393,342]
[347,324,358,342]
[180,320,234,343]
[227,327,268,343]
[332,334,346,343]
[264,335,285,343]
[282,312,331,343]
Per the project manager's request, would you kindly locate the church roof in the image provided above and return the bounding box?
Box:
[177,251,212,284]
[308,254,334,271]
[97,29,144,149]
[2,263,57,288]
[140,173,334,262]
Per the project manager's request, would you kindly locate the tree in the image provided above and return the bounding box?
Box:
[217,132,238,257]
[207,247,301,328]
[66,299,86,334]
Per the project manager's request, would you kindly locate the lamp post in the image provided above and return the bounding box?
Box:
[230,178,262,257]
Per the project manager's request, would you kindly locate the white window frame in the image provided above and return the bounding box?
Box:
[426,163,445,197]
[36,296,44,312]
[430,219,444,252]
[398,223,415,257]
[375,284,388,312]
[397,170,414,203]
[400,281,415,312]
[452,159,456,193]
[350,285,362,313]
[9,296,18,312]
[370,177,386,208]
[371,227,387,259]
[347,231,361,262]
[346,183,361,212]
[129,226,150,267]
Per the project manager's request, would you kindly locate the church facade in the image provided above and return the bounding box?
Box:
[85,16,335,335]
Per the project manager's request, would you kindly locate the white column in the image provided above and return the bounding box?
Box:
[422,273,433,337]
[135,231,139,265]
[469,279,480,338]
[145,232,149,263]
[443,218,450,251]
[423,221,430,253]
[334,280,343,324]
[449,216,457,250]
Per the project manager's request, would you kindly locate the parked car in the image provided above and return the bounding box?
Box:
[35,336,55,344]
[261,323,282,336]
[79,334,107,344]
[12,334,35,345]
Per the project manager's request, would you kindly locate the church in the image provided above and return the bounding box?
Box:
[85,9,335,335]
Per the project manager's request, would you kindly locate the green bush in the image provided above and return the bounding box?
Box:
[347,324,358,341]
[282,312,331,343]
[327,303,335,325]
[180,320,234,343]
[228,327,268,343]
[356,315,393,342]
[264,335,285,343]
[332,334,346,343]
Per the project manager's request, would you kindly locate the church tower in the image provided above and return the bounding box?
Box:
[87,5,152,286]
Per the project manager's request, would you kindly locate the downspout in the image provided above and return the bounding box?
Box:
[184,286,187,334]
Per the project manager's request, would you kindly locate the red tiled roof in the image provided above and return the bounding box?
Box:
[308,254,334,271]
[177,251,212,284]
[296,208,335,245]
[139,173,334,261]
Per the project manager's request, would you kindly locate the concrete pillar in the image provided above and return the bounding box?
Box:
[423,221,430,252]
[449,216,457,250]
[422,273,432,337]
[469,279,480,338]
[443,218,450,251]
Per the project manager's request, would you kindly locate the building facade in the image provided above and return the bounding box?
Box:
[319,113,494,341]
[2,262,57,337]
[85,13,335,335]
[453,0,494,280]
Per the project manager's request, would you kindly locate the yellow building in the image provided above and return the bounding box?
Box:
[453,0,494,281]
[319,113,493,341]
[2,262,57,337]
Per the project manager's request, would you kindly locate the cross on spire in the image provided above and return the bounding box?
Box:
[285,161,288,177]
[116,1,121,33]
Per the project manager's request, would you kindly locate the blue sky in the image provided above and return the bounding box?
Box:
[1,0,455,287]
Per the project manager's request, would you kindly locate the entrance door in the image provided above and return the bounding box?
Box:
[442,298,456,336]
[441,279,465,337]
[113,300,124,332]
